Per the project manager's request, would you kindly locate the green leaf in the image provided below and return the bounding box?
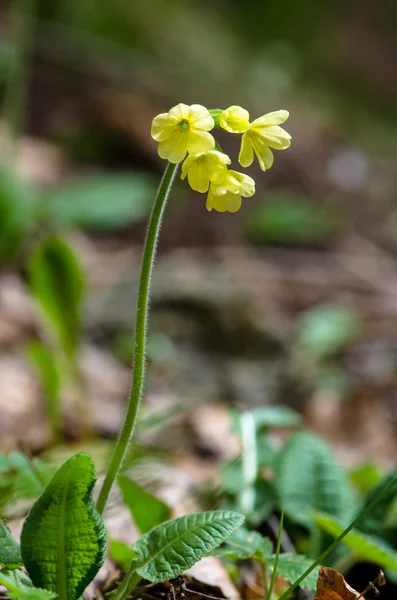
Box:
[313,511,397,571]
[0,519,22,568]
[349,462,382,496]
[276,432,355,528]
[213,527,272,562]
[21,452,106,600]
[357,465,397,535]
[109,539,136,570]
[250,407,302,430]
[48,173,155,230]
[26,340,62,437]
[267,554,319,591]
[245,193,340,246]
[132,510,244,582]
[118,475,170,534]
[296,305,359,358]
[0,571,56,600]
[27,237,85,358]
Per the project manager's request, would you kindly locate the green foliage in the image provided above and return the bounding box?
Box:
[27,236,85,359]
[276,431,355,528]
[349,462,382,495]
[47,173,155,230]
[0,571,56,600]
[131,510,244,582]
[213,527,272,562]
[231,406,302,433]
[109,539,136,570]
[313,511,397,571]
[26,340,62,438]
[245,193,340,246]
[267,554,319,592]
[118,475,170,534]
[21,453,106,600]
[357,465,397,536]
[0,452,54,516]
[296,305,359,358]
[0,520,22,568]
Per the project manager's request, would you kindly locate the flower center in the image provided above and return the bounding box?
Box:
[179,119,190,130]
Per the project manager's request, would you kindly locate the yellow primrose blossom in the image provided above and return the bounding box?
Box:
[181,150,231,193]
[239,110,291,171]
[151,103,215,164]
[219,106,250,133]
[206,170,255,213]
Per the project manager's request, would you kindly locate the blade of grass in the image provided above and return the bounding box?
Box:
[277,475,397,600]
[267,511,284,600]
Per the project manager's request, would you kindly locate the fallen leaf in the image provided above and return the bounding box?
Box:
[314,567,360,600]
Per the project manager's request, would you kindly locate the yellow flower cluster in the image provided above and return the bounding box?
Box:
[151,103,291,213]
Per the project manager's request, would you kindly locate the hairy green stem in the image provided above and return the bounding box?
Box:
[2,0,35,166]
[96,161,178,515]
[278,475,397,600]
[238,410,257,515]
[111,564,141,600]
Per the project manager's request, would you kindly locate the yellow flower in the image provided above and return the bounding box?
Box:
[219,106,250,133]
[181,150,231,193]
[239,110,291,171]
[151,103,215,163]
[206,170,255,213]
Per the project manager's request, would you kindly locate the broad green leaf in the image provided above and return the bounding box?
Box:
[21,452,106,600]
[118,475,170,534]
[276,432,355,528]
[245,193,340,246]
[48,173,155,230]
[27,237,85,358]
[296,305,359,358]
[267,554,319,591]
[213,527,272,562]
[26,340,62,437]
[132,510,244,582]
[349,462,382,496]
[0,519,22,568]
[313,511,397,571]
[109,538,136,570]
[0,571,56,600]
[357,465,397,535]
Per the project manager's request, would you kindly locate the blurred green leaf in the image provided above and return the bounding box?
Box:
[213,527,272,562]
[0,571,56,600]
[313,511,397,571]
[48,173,155,230]
[276,432,355,528]
[247,480,276,526]
[118,475,170,534]
[296,304,359,358]
[27,237,85,358]
[245,193,340,245]
[350,463,382,496]
[26,340,62,438]
[231,406,301,435]
[267,553,319,591]
[108,539,136,570]
[357,465,397,535]
[0,520,22,569]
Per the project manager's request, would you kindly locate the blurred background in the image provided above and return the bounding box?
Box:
[1,0,397,470]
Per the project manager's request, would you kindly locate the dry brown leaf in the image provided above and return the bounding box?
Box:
[314,567,360,600]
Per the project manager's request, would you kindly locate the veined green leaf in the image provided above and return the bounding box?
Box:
[132,510,244,582]
[109,539,136,570]
[0,571,56,600]
[213,527,272,562]
[313,511,397,571]
[0,519,22,568]
[357,465,397,534]
[21,453,106,600]
[276,432,355,528]
[267,554,319,591]
[27,237,85,359]
[118,475,170,534]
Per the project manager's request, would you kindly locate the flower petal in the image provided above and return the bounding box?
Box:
[189,104,215,131]
[251,136,274,170]
[151,113,176,141]
[254,125,291,150]
[219,106,250,133]
[181,154,195,180]
[238,132,254,168]
[168,103,191,121]
[251,110,289,126]
[228,171,255,197]
[187,130,215,154]
[187,161,210,193]
[158,130,189,163]
[225,192,242,213]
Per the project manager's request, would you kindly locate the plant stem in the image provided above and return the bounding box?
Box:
[277,475,397,600]
[2,0,35,167]
[267,511,284,600]
[238,410,257,515]
[96,161,178,516]
[111,563,141,600]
